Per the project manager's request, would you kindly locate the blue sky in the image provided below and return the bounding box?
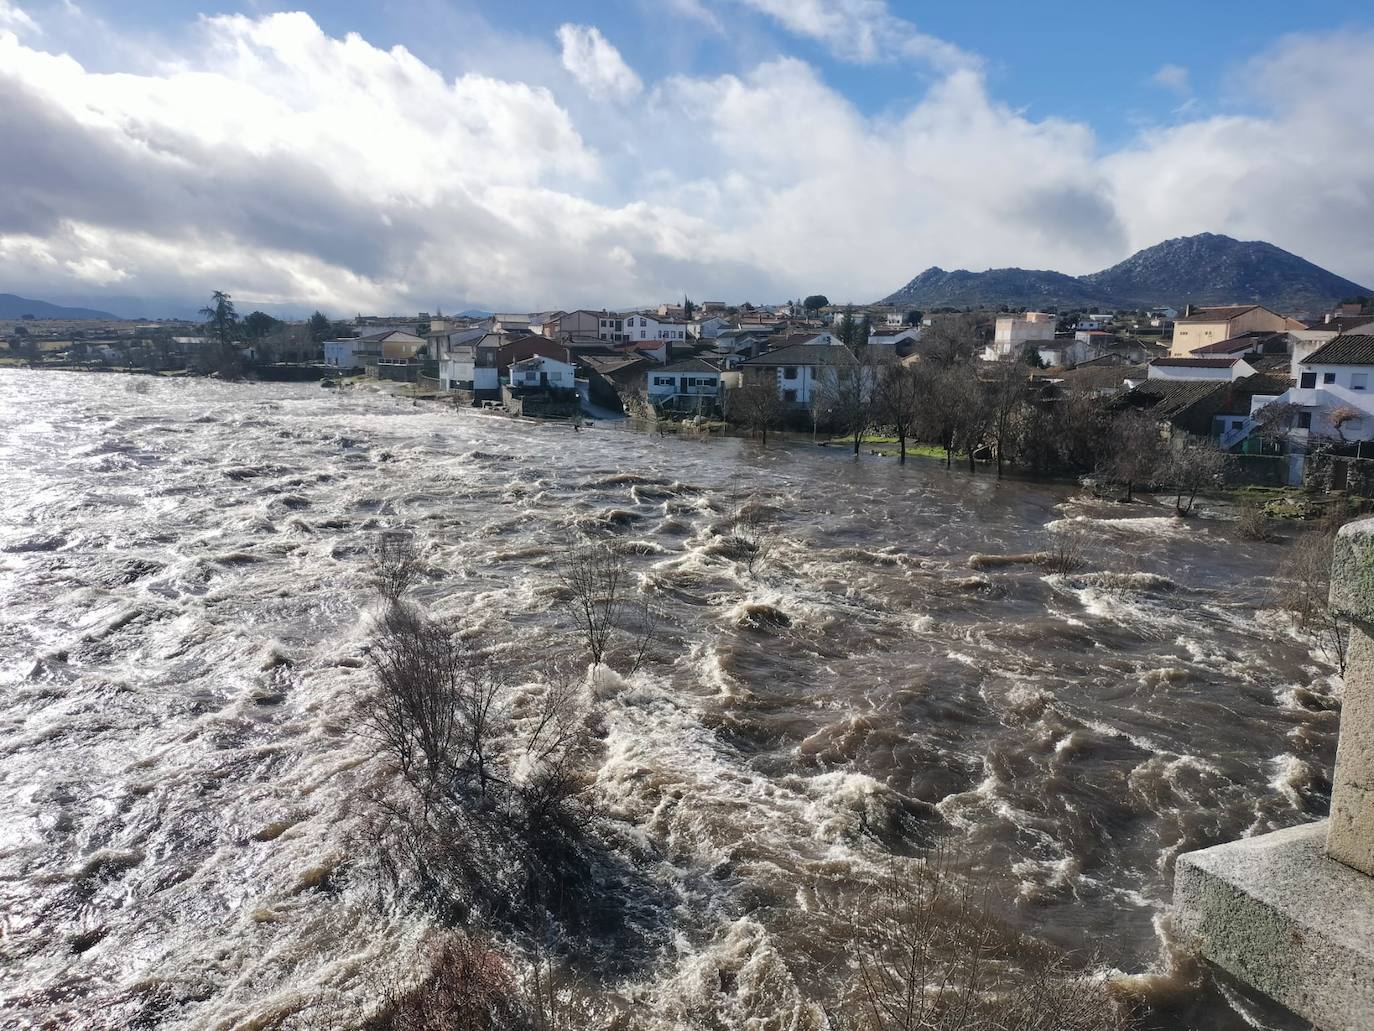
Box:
[2,0,1373,314]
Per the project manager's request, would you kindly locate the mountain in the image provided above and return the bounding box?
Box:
[879,233,1374,313]
[878,266,1112,311]
[0,293,119,320]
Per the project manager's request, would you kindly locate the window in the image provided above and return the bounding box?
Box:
[783,389,797,403]
[1354,373,1368,391]
[1230,419,1244,431]
[1347,418,1365,434]
[1298,412,1312,429]
[1324,372,1336,384]
[783,367,798,380]
[1300,372,1316,388]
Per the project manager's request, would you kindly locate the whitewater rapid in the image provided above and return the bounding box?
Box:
[0,371,1337,1030]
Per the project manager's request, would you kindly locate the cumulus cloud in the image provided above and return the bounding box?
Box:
[557,23,642,101]
[0,13,1370,315]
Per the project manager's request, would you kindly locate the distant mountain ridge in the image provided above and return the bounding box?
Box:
[0,293,118,320]
[878,234,1374,313]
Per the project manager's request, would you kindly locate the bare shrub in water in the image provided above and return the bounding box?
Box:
[851,859,1133,1031]
[1274,530,1351,674]
[1162,444,1230,515]
[1235,501,1274,542]
[555,539,656,671]
[1037,531,1088,575]
[370,531,424,605]
[727,498,778,577]
[356,604,599,923]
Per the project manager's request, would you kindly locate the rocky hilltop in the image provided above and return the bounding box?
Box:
[879,233,1372,312]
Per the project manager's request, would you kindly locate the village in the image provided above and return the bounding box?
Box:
[6,291,1374,500]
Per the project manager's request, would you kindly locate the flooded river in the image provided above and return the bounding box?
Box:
[0,371,1338,1029]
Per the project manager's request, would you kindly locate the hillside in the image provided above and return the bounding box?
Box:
[879,233,1373,312]
[0,293,118,320]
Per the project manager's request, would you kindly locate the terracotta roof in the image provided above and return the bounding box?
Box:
[1189,331,1285,355]
[1151,357,1242,368]
[1174,305,1259,324]
[1302,335,1374,366]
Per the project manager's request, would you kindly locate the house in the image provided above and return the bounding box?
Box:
[1168,305,1305,356]
[438,340,500,398]
[1121,375,1291,444]
[985,312,1057,360]
[575,353,649,411]
[1038,337,1105,369]
[689,315,730,339]
[495,336,571,375]
[614,340,669,364]
[765,331,839,351]
[869,327,921,355]
[323,337,379,369]
[645,357,723,415]
[491,313,533,334]
[736,343,860,408]
[509,354,576,391]
[1147,357,1258,382]
[542,310,603,339]
[365,330,427,380]
[604,313,689,344]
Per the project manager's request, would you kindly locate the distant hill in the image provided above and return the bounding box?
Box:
[0,293,118,320]
[879,233,1374,313]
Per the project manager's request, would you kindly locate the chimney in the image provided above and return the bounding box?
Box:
[1184,304,1193,318]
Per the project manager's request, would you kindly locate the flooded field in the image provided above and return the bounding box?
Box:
[0,370,1337,1029]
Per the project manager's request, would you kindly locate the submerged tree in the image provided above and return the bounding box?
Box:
[554,539,656,671]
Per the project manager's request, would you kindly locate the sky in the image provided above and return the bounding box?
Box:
[2,0,1373,317]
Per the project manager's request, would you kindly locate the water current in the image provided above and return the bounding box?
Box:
[0,371,1339,1029]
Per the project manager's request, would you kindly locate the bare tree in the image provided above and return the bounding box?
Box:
[555,539,656,671]
[919,364,969,469]
[852,856,1132,1031]
[817,360,877,454]
[920,315,986,365]
[1329,403,1364,442]
[1274,529,1351,673]
[1099,412,1165,502]
[875,363,924,464]
[727,498,778,576]
[983,362,1028,479]
[1161,443,1230,515]
[355,605,600,922]
[370,531,424,605]
[725,370,788,446]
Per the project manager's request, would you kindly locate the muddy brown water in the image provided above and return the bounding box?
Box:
[0,371,1334,1029]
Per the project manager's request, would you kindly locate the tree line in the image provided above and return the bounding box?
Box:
[726,318,1230,508]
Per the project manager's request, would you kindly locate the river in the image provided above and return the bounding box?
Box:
[0,370,1337,1029]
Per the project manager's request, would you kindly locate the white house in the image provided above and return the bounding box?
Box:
[1147,357,1258,382]
[646,358,723,411]
[737,342,859,408]
[689,315,730,339]
[985,312,1057,360]
[604,313,689,344]
[509,354,576,391]
[439,341,500,395]
[322,338,380,369]
[491,313,533,334]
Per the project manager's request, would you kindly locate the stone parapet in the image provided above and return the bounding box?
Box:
[1174,822,1374,1030]
[1330,516,1374,876]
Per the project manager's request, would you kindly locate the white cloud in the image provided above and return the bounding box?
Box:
[557,23,642,101]
[0,1,38,33]
[733,0,975,68]
[0,15,1371,314]
[1152,63,1190,95]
